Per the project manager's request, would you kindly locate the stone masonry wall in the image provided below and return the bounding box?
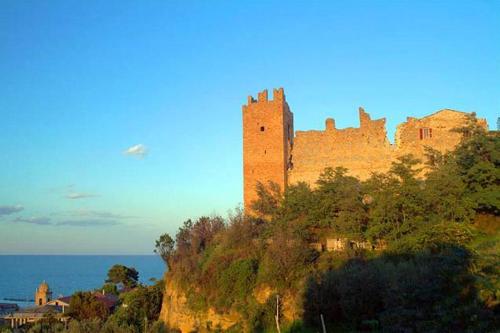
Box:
[242,88,293,209]
[395,109,488,156]
[243,88,488,208]
[289,108,487,185]
[289,108,393,184]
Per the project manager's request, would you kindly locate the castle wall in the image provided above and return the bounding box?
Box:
[289,108,394,183]
[242,88,488,209]
[395,109,487,156]
[289,108,487,185]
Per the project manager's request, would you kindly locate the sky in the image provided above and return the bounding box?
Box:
[0,0,499,254]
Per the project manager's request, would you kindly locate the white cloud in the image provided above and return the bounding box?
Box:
[124,144,148,158]
[0,205,24,216]
[65,192,97,200]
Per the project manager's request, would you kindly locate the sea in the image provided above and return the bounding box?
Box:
[0,255,165,308]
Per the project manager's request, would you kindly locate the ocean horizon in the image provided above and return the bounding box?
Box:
[0,255,165,308]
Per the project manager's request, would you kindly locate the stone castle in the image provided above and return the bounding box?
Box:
[242,88,488,209]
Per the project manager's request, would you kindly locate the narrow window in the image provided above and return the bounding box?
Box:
[419,127,432,139]
[260,126,265,132]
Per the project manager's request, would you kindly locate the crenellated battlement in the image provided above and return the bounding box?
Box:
[245,88,286,107]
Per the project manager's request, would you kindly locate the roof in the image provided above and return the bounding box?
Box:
[48,292,118,310]
[419,109,469,120]
[47,296,71,306]
[57,296,72,304]
[3,304,63,318]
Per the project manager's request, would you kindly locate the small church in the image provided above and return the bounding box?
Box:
[1,282,67,329]
[35,281,52,306]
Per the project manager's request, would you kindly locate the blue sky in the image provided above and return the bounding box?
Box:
[0,0,498,254]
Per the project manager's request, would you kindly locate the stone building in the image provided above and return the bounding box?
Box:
[2,282,66,329]
[242,88,488,209]
[242,88,293,208]
[35,281,52,306]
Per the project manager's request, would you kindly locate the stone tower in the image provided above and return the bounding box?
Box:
[242,88,294,210]
[35,281,52,306]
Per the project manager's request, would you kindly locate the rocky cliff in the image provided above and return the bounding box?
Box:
[159,273,301,333]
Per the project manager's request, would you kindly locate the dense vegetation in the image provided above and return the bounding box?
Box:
[156,116,499,332]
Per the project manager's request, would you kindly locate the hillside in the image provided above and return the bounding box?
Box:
[158,118,499,332]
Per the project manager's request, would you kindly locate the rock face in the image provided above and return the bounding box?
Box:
[159,275,301,332]
[159,274,241,332]
[242,88,488,209]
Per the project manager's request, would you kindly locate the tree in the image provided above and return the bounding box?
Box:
[312,167,367,237]
[108,280,164,332]
[69,292,109,321]
[364,156,426,241]
[106,265,139,289]
[101,283,119,296]
[454,132,499,215]
[154,233,175,268]
[250,181,282,218]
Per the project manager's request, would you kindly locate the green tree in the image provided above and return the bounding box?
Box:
[65,319,103,333]
[68,291,109,321]
[250,181,282,218]
[101,283,119,296]
[365,155,426,241]
[106,265,139,289]
[453,130,500,215]
[108,280,164,332]
[154,233,175,268]
[312,167,367,237]
[258,227,317,291]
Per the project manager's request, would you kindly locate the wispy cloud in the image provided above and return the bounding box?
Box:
[65,192,98,200]
[57,209,135,219]
[56,219,120,227]
[0,205,24,216]
[10,216,120,227]
[124,144,148,158]
[13,216,51,225]
[50,185,98,200]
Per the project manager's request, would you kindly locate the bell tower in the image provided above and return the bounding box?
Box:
[242,88,294,211]
[35,281,52,306]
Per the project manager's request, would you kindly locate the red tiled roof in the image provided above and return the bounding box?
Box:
[57,296,72,304]
[53,292,118,310]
